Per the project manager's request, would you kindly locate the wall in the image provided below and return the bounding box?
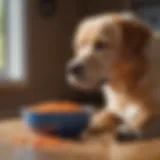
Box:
[0,0,86,117]
[0,0,133,117]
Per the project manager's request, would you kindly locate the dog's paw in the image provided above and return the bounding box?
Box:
[115,131,138,142]
[115,125,142,142]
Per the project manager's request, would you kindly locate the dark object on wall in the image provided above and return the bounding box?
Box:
[38,0,56,17]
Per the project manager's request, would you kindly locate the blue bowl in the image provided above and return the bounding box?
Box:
[22,106,92,138]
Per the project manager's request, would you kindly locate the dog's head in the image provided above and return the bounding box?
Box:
[67,13,151,90]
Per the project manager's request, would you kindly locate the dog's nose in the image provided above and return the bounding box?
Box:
[68,64,84,76]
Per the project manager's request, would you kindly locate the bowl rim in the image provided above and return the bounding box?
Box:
[21,104,94,116]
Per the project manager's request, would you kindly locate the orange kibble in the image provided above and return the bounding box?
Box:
[10,135,29,145]
[11,134,70,149]
[29,101,81,113]
[33,135,67,147]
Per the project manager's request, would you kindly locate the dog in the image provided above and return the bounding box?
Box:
[67,12,160,141]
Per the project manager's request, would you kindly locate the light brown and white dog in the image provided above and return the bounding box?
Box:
[67,13,160,140]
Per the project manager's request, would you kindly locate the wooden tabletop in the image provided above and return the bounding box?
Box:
[0,119,160,160]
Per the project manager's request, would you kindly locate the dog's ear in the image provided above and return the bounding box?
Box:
[118,17,151,54]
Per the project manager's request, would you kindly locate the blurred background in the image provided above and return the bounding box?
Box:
[0,0,160,118]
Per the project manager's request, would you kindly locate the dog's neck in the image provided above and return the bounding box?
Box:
[102,53,160,111]
[108,54,150,93]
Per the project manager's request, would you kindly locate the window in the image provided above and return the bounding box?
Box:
[0,0,26,82]
[0,0,4,76]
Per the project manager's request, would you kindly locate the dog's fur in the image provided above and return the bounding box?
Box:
[67,13,160,140]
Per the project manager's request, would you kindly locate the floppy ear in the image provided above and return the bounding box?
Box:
[118,18,151,54]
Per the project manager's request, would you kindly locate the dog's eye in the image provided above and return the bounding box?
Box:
[94,41,107,50]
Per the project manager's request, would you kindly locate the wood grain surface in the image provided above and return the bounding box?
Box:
[0,119,160,160]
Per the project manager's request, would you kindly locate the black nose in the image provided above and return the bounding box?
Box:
[68,64,84,75]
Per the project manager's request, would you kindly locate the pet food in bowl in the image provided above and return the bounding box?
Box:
[23,101,91,138]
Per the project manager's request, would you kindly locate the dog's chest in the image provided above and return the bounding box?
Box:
[102,85,140,121]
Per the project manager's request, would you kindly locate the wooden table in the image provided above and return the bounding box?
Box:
[0,119,160,160]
